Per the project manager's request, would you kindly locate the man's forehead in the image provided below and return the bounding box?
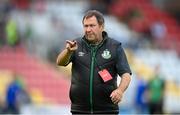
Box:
[83,16,98,24]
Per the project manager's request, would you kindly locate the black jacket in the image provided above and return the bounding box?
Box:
[68,32,131,113]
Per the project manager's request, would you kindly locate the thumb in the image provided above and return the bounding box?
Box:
[110,91,114,97]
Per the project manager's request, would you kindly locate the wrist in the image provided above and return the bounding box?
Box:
[117,88,123,94]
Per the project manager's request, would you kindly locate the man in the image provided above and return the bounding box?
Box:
[57,10,131,114]
[5,74,22,114]
[147,65,165,114]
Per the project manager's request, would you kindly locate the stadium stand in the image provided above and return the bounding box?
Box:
[0,46,70,105]
[0,0,180,114]
[109,0,180,55]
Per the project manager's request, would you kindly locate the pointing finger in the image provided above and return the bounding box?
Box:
[66,40,76,47]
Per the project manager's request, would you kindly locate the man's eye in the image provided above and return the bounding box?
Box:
[84,25,88,28]
[84,25,96,28]
[90,25,95,27]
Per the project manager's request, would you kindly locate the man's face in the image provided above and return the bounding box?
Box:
[83,16,104,43]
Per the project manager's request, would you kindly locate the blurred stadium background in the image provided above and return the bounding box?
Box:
[0,0,180,114]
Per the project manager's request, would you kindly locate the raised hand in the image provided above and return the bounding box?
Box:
[66,40,78,52]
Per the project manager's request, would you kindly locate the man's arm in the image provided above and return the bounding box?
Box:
[56,40,77,66]
[56,48,73,66]
[117,73,131,93]
[110,73,131,104]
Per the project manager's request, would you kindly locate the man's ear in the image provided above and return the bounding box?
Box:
[101,24,105,30]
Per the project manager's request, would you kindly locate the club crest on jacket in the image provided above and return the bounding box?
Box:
[102,49,111,59]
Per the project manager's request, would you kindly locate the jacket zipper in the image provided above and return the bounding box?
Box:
[81,38,105,113]
[90,47,96,113]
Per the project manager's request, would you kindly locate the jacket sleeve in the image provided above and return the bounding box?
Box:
[116,44,132,76]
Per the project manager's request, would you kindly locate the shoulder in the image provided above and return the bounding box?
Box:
[103,31,122,45]
[106,37,122,47]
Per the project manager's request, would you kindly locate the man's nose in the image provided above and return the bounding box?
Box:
[86,26,92,32]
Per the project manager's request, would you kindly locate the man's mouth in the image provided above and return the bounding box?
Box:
[87,33,94,36]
